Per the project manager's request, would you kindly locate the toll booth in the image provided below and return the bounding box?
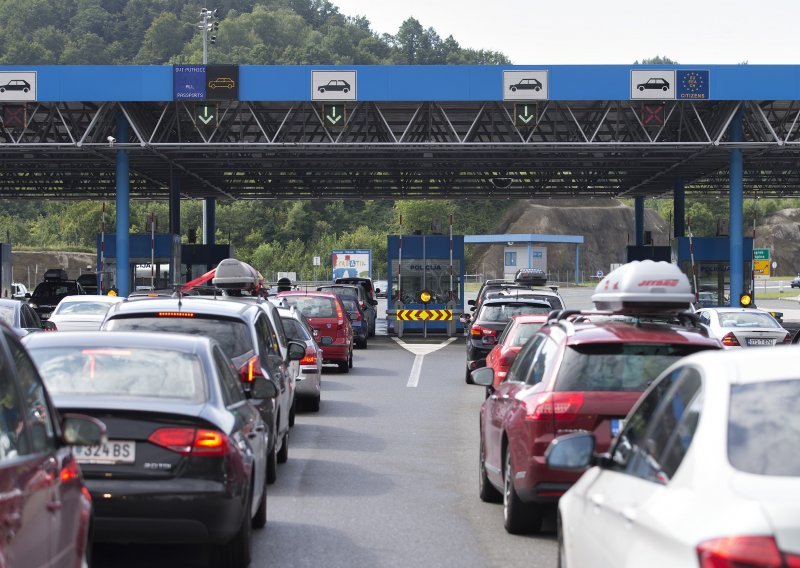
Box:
[675,237,753,307]
[387,234,465,333]
[99,234,232,292]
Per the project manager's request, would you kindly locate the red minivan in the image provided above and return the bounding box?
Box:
[278,292,354,372]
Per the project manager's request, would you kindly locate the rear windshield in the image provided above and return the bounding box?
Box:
[281,317,311,341]
[320,286,358,298]
[555,343,715,392]
[480,303,551,323]
[511,322,545,347]
[718,312,781,329]
[54,301,113,316]
[728,379,800,476]
[280,296,337,318]
[340,297,359,312]
[104,316,253,359]
[28,346,206,402]
[33,282,79,298]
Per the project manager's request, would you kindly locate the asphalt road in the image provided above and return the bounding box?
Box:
[93,336,558,568]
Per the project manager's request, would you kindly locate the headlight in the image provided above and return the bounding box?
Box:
[28,303,37,309]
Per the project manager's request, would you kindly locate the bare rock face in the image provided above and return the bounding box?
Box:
[12,251,96,289]
[471,199,670,279]
[754,209,800,276]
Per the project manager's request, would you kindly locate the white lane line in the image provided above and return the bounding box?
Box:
[407,355,424,388]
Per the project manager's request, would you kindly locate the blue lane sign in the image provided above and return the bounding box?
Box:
[174,66,206,100]
[676,70,710,100]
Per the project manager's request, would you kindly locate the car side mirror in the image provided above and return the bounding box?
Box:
[287,340,306,361]
[62,413,107,446]
[467,299,475,306]
[459,313,469,323]
[545,432,596,471]
[24,293,31,299]
[249,377,278,399]
[469,367,494,387]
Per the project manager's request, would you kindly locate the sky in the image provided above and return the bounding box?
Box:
[330,0,800,65]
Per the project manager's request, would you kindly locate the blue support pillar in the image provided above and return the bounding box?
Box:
[730,105,745,304]
[575,244,580,285]
[527,242,532,269]
[673,177,685,238]
[115,112,130,297]
[203,197,216,246]
[169,173,180,236]
[634,196,645,246]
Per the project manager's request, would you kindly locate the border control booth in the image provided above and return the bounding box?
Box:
[387,235,465,334]
[676,237,753,307]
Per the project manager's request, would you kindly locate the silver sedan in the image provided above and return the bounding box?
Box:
[277,307,322,412]
[696,307,789,347]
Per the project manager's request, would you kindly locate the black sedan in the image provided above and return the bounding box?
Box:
[464,298,553,382]
[24,331,275,568]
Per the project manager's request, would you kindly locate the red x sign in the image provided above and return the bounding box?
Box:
[641,103,665,127]
[3,105,25,129]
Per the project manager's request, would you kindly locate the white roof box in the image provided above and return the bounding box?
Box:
[212,258,264,290]
[591,260,694,313]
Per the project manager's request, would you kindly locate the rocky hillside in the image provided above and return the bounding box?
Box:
[471,199,670,280]
[751,208,800,276]
[12,251,95,289]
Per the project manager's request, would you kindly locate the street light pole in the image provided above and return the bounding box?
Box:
[198,8,219,65]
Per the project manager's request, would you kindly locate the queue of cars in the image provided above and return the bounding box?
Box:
[0,259,367,567]
[467,260,800,565]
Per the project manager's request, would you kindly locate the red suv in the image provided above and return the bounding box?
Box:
[484,314,548,391]
[278,292,354,372]
[468,260,723,534]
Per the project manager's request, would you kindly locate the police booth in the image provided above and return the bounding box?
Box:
[387,234,465,333]
[675,237,753,307]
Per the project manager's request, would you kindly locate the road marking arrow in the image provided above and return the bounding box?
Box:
[199,106,214,125]
[518,105,534,124]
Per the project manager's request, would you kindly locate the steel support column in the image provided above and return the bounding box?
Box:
[730,106,745,304]
[169,174,181,236]
[575,244,580,285]
[634,196,645,247]
[115,112,130,297]
[673,177,685,238]
[203,198,216,246]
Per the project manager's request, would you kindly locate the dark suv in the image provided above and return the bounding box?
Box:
[101,296,304,484]
[318,284,376,337]
[333,278,378,336]
[465,297,553,381]
[29,279,85,320]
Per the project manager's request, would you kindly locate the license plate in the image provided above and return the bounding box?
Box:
[74,440,136,464]
[610,419,625,437]
[312,328,319,337]
[746,338,773,346]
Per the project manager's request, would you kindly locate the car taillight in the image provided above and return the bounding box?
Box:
[697,536,790,568]
[524,392,584,422]
[336,302,344,326]
[783,332,794,345]
[239,355,265,383]
[471,325,497,343]
[300,348,317,365]
[721,332,740,347]
[359,301,366,311]
[148,427,228,457]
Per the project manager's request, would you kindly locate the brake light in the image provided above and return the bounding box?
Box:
[697,536,785,568]
[59,459,80,483]
[239,355,264,383]
[148,428,228,457]
[783,332,794,345]
[524,392,584,422]
[300,348,317,366]
[157,312,195,318]
[721,332,740,347]
[471,325,497,342]
[336,302,344,325]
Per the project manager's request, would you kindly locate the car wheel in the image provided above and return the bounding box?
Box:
[22,88,28,93]
[503,448,542,534]
[277,429,289,464]
[510,86,517,92]
[465,366,472,384]
[252,474,267,529]
[343,88,349,93]
[319,88,325,93]
[534,86,541,92]
[210,484,252,568]
[309,394,321,412]
[362,337,368,349]
[662,86,668,91]
[266,441,277,484]
[0,88,5,93]
[338,359,349,373]
[348,348,353,368]
[479,432,502,503]
[289,399,296,427]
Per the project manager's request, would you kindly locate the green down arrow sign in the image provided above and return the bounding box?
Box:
[513,103,537,128]
[323,104,346,127]
[196,104,218,128]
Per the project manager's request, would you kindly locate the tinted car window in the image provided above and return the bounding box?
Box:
[6,338,56,453]
[506,335,544,383]
[54,301,112,316]
[527,337,559,386]
[281,296,337,318]
[28,346,207,402]
[213,346,245,405]
[628,368,702,483]
[341,297,359,312]
[555,343,712,392]
[0,353,27,459]
[728,379,800,476]
[281,317,311,341]
[105,316,253,359]
[512,323,546,347]
[32,282,80,298]
[479,303,551,322]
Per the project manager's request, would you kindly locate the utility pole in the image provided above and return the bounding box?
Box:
[198,8,219,65]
